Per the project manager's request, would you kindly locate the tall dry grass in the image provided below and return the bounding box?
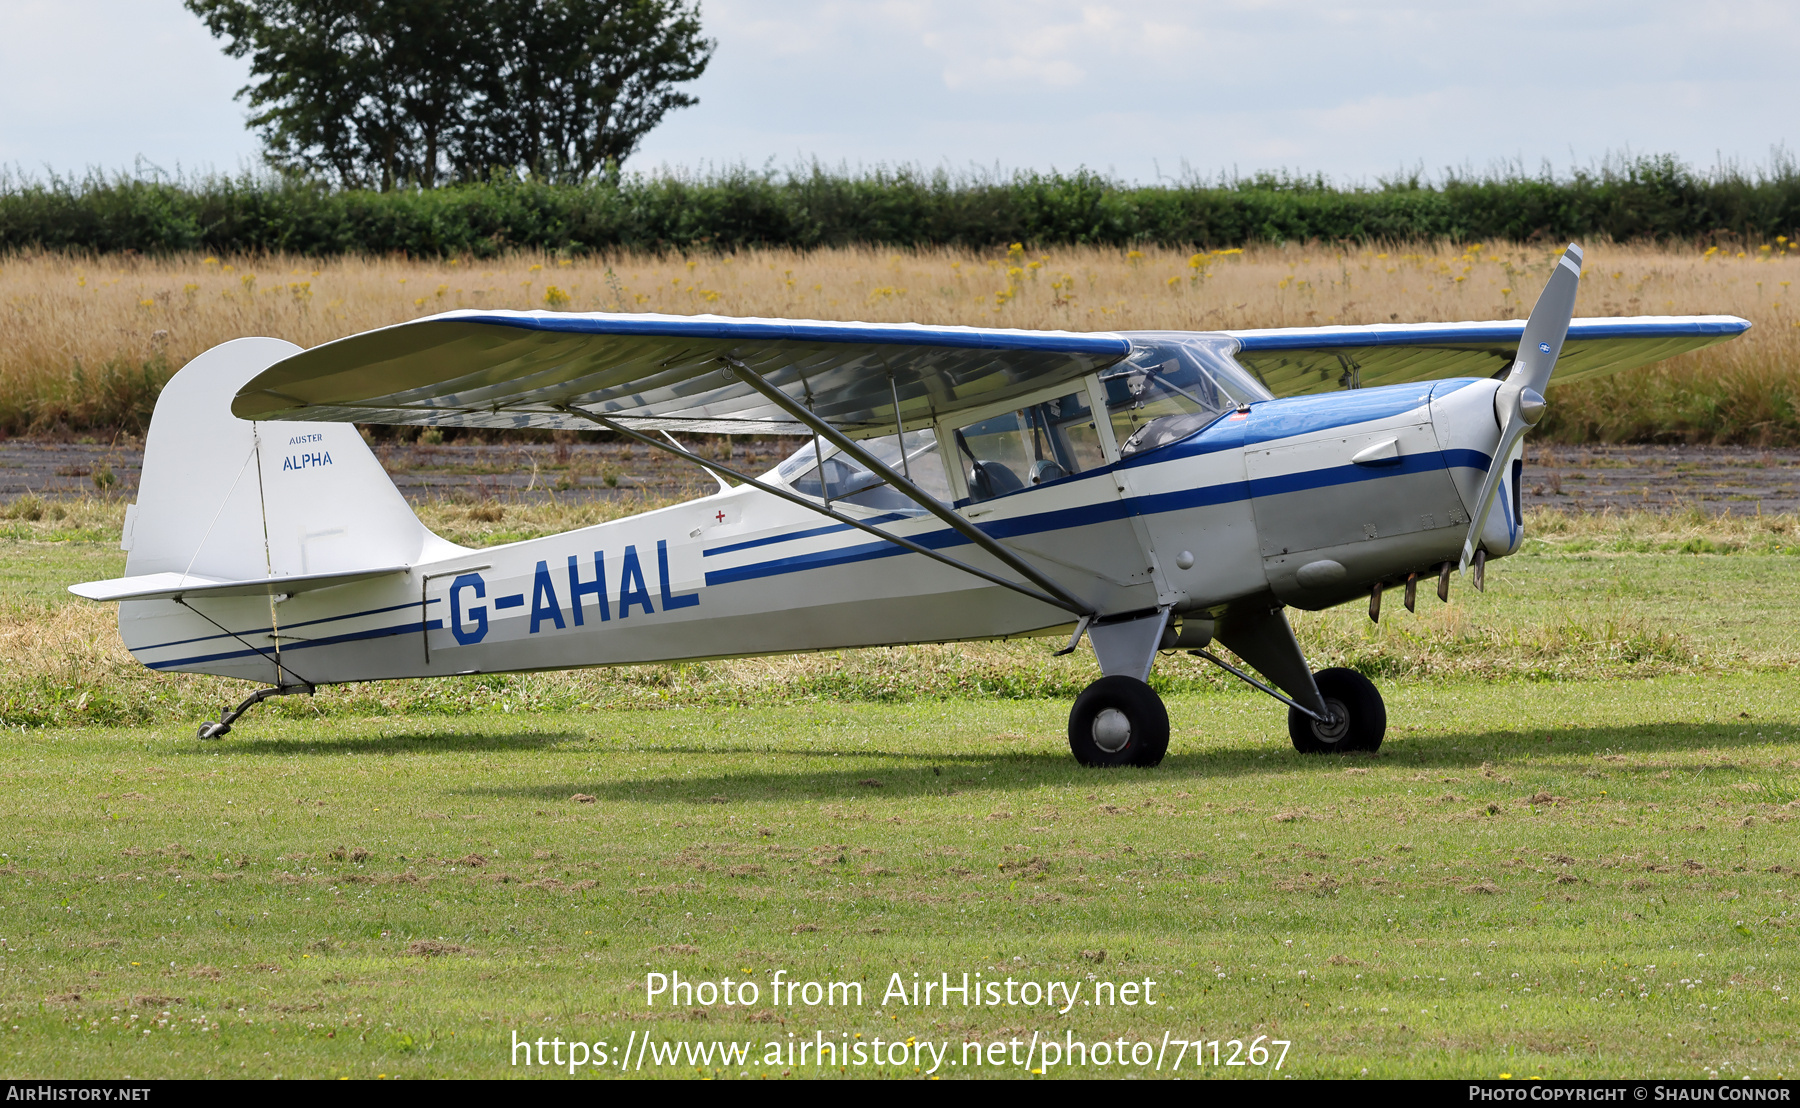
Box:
[1,240,1796,437]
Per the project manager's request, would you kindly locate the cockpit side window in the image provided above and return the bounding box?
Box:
[774,430,951,512]
[952,390,1104,504]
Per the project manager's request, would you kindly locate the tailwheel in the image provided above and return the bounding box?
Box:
[1068,676,1170,767]
[1288,667,1385,754]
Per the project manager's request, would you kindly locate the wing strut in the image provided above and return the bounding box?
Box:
[720,358,1096,617]
[557,404,1091,617]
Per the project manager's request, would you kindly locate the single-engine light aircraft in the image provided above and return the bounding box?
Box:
[73,244,1747,764]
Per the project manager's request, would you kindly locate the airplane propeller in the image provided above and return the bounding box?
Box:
[1458,242,1583,575]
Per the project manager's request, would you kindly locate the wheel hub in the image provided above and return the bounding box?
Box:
[1310,697,1350,744]
[1092,708,1132,753]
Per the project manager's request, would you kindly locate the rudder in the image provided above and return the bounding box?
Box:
[125,337,458,581]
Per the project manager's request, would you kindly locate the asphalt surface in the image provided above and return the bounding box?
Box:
[4,438,1799,515]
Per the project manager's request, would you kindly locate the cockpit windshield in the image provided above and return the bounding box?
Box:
[1105,333,1273,458]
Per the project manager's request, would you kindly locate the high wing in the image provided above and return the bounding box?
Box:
[232,308,1749,432]
[232,311,1129,437]
[1225,315,1750,396]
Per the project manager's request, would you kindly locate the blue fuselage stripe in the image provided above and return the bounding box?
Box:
[135,597,438,653]
[144,619,441,670]
[703,444,1492,588]
[1441,448,1492,471]
[1247,451,1444,497]
[703,512,913,557]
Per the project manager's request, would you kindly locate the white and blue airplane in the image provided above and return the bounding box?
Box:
[72,244,1747,764]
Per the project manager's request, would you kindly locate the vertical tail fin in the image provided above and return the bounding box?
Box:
[126,336,460,582]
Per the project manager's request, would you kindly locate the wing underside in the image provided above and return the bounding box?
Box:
[232,311,1131,437]
[1227,316,1750,397]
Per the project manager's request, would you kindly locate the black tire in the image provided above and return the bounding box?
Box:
[1068,676,1170,767]
[1288,667,1385,754]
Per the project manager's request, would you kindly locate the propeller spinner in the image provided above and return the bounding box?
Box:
[1458,242,1583,572]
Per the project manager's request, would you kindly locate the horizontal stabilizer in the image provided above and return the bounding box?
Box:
[69,565,408,603]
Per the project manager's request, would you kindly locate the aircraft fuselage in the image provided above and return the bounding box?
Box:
[117,375,1517,688]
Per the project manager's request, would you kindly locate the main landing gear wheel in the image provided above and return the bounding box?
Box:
[1288,667,1386,754]
[1068,676,1170,767]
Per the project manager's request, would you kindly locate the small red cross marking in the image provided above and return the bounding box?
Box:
[715,511,726,523]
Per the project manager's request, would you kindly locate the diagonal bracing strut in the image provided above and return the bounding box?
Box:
[555,404,1091,617]
[719,357,1094,616]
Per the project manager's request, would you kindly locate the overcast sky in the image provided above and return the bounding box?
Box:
[2,0,1795,185]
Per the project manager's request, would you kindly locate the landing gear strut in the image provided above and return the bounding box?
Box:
[1065,601,1387,766]
[197,683,314,740]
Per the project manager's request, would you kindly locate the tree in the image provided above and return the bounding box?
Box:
[186,0,713,189]
[470,0,711,182]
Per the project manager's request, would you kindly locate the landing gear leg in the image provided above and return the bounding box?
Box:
[197,683,314,740]
[1071,607,1175,767]
[1196,597,1387,754]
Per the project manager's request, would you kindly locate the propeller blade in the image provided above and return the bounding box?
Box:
[1511,243,1584,395]
[1458,414,1528,570]
[1457,242,1583,570]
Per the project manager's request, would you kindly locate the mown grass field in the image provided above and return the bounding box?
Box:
[1,503,1798,1078]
